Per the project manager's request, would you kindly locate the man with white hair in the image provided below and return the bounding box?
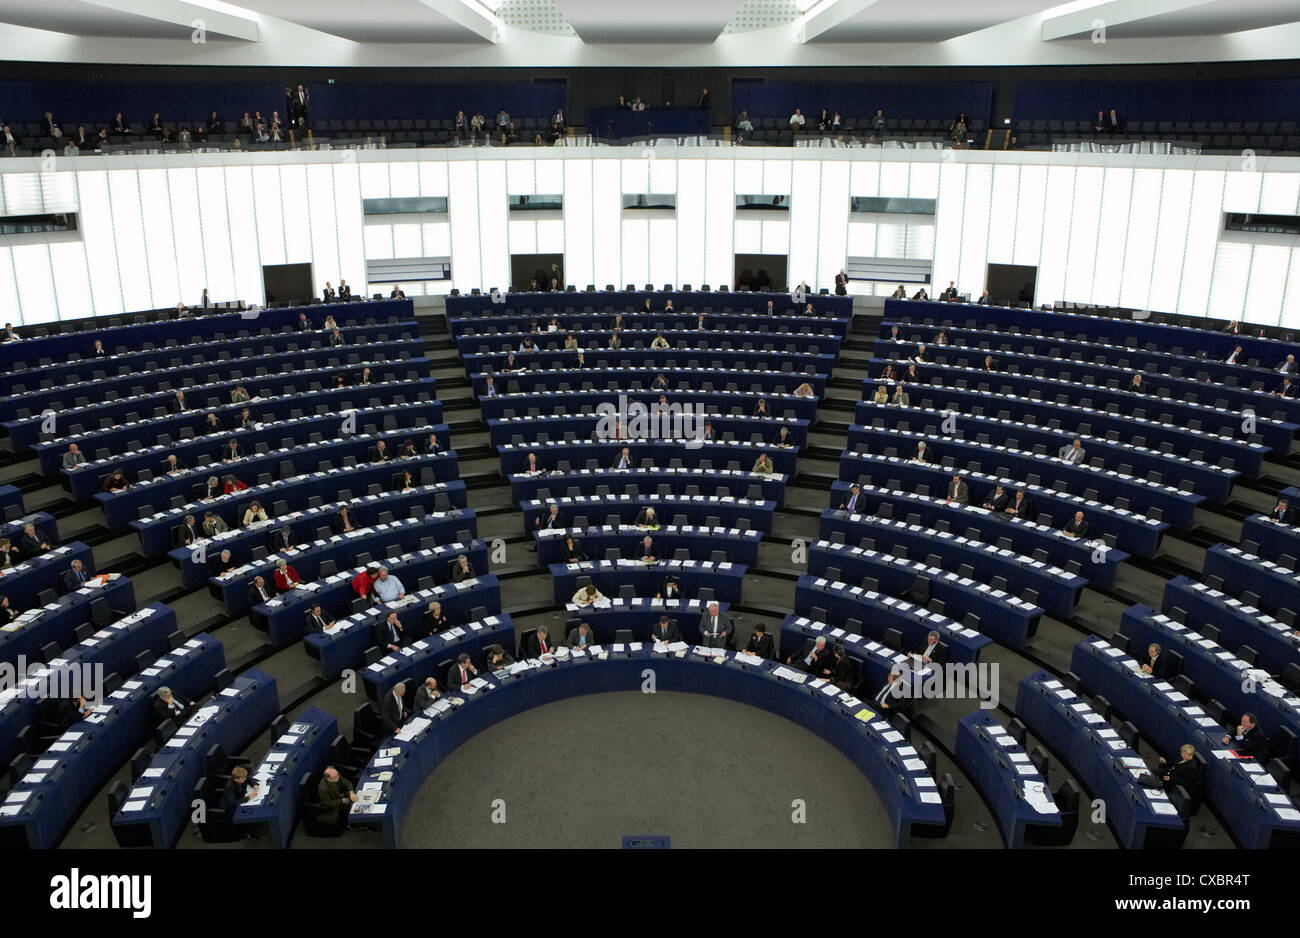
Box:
[699,601,732,647]
[787,634,834,676]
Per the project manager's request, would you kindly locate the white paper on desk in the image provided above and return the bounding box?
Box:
[1264,792,1290,805]
[5,790,31,803]
[994,735,1017,747]
[35,759,56,770]
[142,767,164,778]
[882,730,904,743]
[1276,807,1300,821]
[1009,752,1030,762]
[919,791,943,804]
[276,734,300,746]
[48,741,71,752]
[1151,802,1179,816]
[122,800,147,812]
[1015,764,1036,776]
[373,757,394,767]
[266,751,288,762]
[0,805,22,816]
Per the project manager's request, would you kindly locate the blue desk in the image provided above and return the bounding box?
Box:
[843,429,1202,529]
[0,299,411,372]
[96,432,456,527]
[0,486,22,519]
[233,707,338,848]
[0,576,136,669]
[821,491,1126,589]
[1121,604,1300,773]
[832,463,1166,558]
[1162,576,1300,678]
[1203,544,1300,619]
[1069,635,1300,849]
[1241,514,1300,566]
[522,492,776,535]
[349,647,946,847]
[794,576,993,664]
[460,327,836,357]
[563,599,725,645]
[0,511,59,549]
[489,413,809,449]
[853,404,1238,502]
[360,615,516,701]
[954,710,1063,848]
[484,388,819,422]
[535,524,761,568]
[447,289,852,323]
[805,539,1042,648]
[134,470,466,558]
[499,438,798,477]
[549,559,745,606]
[510,466,786,507]
[0,634,224,849]
[111,668,279,848]
[303,574,502,680]
[62,400,443,501]
[248,540,487,647]
[1015,670,1187,849]
[479,366,825,400]
[0,542,94,611]
[0,602,176,771]
[467,346,835,378]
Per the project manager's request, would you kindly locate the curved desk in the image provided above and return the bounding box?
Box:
[351,647,946,848]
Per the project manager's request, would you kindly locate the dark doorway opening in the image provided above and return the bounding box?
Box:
[511,253,564,292]
[263,262,315,307]
[986,263,1038,308]
[734,254,788,293]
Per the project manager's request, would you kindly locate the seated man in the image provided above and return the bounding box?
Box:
[649,615,681,644]
[448,554,475,583]
[534,503,564,531]
[1157,744,1204,794]
[447,652,479,688]
[1221,713,1268,761]
[153,685,191,725]
[316,766,357,832]
[1058,438,1086,465]
[614,447,633,470]
[1267,498,1293,524]
[912,441,934,464]
[840,482,864,513]
[945,474,969,505]
[982,484,1010,513]
[1005,489,1034,519]
[524,624,556,657]
[304,603,335,634]
[371,567,406,603]
[1141,642,1172,679]
[571,583,606,606]
[375,611,406,652]
[787,635,835,677]
[19,523,51,558]
[413,676,441,712]
[630,535,657,562]
[246,575,274,606]
[566,620,597,650]
[1062,511,1090,538]
[62,559,91,592]
[634,506,660,527]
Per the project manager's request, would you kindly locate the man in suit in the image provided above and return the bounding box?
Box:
[631,535,657,562]
[338,281,352,300]
[316,766,356,831]
[1006,489,1034,519]
[745,623,775,659]
[634,506,660,527]
[247,575,273,606]
[977,290,991,305]
[1221,713,1268,761]
[153,686,190,725]
[271,525,294,553]
[413,676,441,712]
[390,285,406,299]
[1276,377,1296,398]
[939,281,958,302]
[913,440,934,464]
[19,523,50,558]
[1279,354,1297,375]
[304,604,334,634]
[1141,642,1172,679]
[62,444,86,469]
[380,683,407,734]
[208,549,235,576]
[63,559,90,593]
[946,474,969,505]
[376,612,405,652]
[873,669,909,713]
[288,84,311,128]
[1062,511,1090,538]
[1225,345,1243,365]
[1267,498,1293,524]
[614,446,633,470]
[918,631,943,666]
[169,390,189,413]
[566,621,597,650]
[163,453,185,475]
[1058,438,1087,465]
[649,616,681,643]
[787,635,834,676]
[982,484,1010,513]
[202,512,228,538]
[175,514,200,547]
[840,482,864,513]
[1128,374,1148,394]
[698,601,732,647]
[447,652,478,688]
[697,88,711,109]
[521,624,554,657]
[834,269,848,296]
[1158,744,1203,794]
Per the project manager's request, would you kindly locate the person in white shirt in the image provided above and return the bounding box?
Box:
[371,567,405,603]
[789,109,805,133]
[571,583,606,606]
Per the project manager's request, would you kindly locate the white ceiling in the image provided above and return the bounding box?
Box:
[0,0,1297,65]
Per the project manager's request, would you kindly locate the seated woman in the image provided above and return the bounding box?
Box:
[242,501,269,525]
[351,565,380,600]
[484,643,516,672]
[571,583,606,606]
[564,333,579,350]
[394,470,415,492]
[273,557,302,591]
[890,285,907,299]
[203,412,224,434]
[608,330,623,349]
[100,469,130,492]
[561,535,587,562]
[650,333,670,350]
[871,385,889,404]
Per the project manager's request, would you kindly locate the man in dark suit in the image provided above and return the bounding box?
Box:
[787,635,834,676]
[1222,713,1268,761]
[271,525,294,552]
[614,446,633,470]
[316,766,356,831]
[982,484,1010,513]
[1267,498,1294,524]
[524,625,556,657]
[62,559,90,593]
[175,514,200,547]
[698,601,732,647]
[390,285,406,298]
[19,522,50,558]
[1006,489,1034,519]
[840,482,864,513]
[566,621,597,650]
[208,548,235,576]
[376,612,405,652]
[977,290,991,305]
[634,506,660,527]
[946,474,969,505]
[379,683,407,734]
[247,575,273,606]
[649,616,681,643]
[873,670,909,714]
[1275,377,1296,398]
[338,281,352,300]
[162,454,186,475]
[630,535,657,562]
[938,281,958,301]
[834,270,848,296]
[1225,345,1244,365]
[304,604,333,634]
[168,390,189,413]
[1062,511,1090,538]
[152,686,190,725]
[1278,354,1297,375]
[744,623,775,659]
[1141,642,1172,679]
[913,441,934,464]
[533,505,564,533]
[447,652,478,688]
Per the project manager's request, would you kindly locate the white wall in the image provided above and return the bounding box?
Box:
[4,146,1300,327]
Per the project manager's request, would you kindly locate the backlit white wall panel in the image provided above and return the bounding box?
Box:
[4,151,1300,327]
